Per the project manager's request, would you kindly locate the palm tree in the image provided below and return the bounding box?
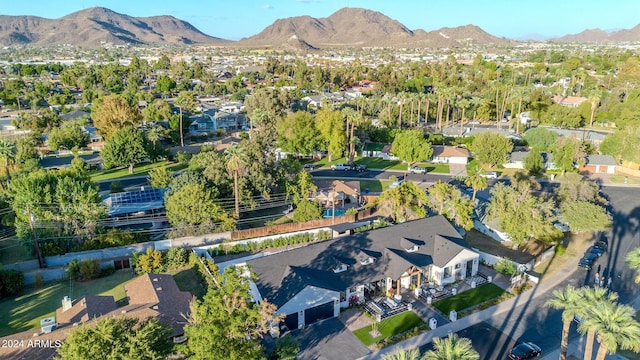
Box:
[581,299,640,360]
[578,287,619,360]
[588,91,601,127]
[383,348,420,360]
[174,91,196,147]
[625,248,640,283]
[422,333,479,360]
[464,166,487,202]
[0,139,17,191]
[545,285,585,360]
[225,145,246,219]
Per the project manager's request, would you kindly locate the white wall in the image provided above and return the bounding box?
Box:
[448,156,469,165]
[473,219,511,243]
[437,249,479,285]
[278,285,339,317]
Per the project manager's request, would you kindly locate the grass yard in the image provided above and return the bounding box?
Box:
[610,174,640,185]
[359,180,393,193]
[352,311,425,346]
[172,267,206,299]
[89,161,187,182]
[314,157,450,173]
[0,270,136,337]
[432,283,506,314]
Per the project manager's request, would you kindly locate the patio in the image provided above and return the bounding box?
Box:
[363,296,412,320]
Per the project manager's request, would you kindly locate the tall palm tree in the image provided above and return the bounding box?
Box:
[581,299,640,360]
[174,91,196,147]
[383,348,420,360]
[225,145,246,219]
[625,248,640,283]
[464,166,487,202]
[578,287,619,360]
[545,285,585,360]
[588,91,601,127]
[422,333,479,360]
[0,139,17,191]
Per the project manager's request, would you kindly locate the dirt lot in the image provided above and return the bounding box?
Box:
[464,229,551,264]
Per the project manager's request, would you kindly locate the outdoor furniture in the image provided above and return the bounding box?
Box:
[385,297,398,309]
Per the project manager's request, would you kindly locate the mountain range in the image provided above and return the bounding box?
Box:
[0,6,639,48]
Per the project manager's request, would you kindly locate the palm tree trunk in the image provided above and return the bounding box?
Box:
[472,189,477,202]
[559,320,570,360]
[128,163,134,174]
[398,100,403,129]
[584,329,595,360]
[590,107,596,127]
[179,107,184,147]
[594,343,608,360]
[5,158,10,191]
[349,120,355,163]
[233,170,239,218]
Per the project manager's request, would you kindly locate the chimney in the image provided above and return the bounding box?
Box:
[62,296,72,311]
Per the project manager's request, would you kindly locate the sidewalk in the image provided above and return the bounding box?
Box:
[357,236,629,360]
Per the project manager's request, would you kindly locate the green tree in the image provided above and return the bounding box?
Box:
[545,285,586,360]
[142,99,173,122]
[561,201,611,232]
[422,333,479,360]
[383,348,420,360]
[147,166,173,188]
[91,94,142,138]
[469,132,513,167]
[174,91,197,147]
[391,130,433,167]
[165,183,233,228]
[47,122,90,151]
[277,111,319,155]
[0,139,16,191]
[271,334,300,360]
[556,172,605,204]
[226,145,246,219]
[315,108,346,162]
[101,126,148,174]
[377,181,429,223]
[155,74,176,96]
[523,147,545,175]
[523,128,558,151]
[184,265,280,360]
[552,137,584,175]
[576,287,619,360]
[292,199,323,223]
[464,166,487,202]
[57,316,173,360]
[426,181,474,230]
[136,247,165,274]
[626,248,640,283]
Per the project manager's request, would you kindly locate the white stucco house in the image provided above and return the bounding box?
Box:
[243,215,480,331]
[430,145,470,164]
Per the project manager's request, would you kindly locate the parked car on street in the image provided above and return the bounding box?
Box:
[389,179,404,189]
[303,163,315,171]
[578,252,598,270]
[508,341,541,359]
[331,163,351,171]
[409,166,427,174]
[355,164,367,172]
[482,171,498,179]
[586,245,605,257]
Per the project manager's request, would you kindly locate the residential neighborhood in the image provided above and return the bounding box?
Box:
[0,2,640,360]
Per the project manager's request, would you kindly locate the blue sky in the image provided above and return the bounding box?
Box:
[3,0,640,40]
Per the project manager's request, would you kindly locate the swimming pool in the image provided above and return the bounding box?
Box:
[322,208,346,218]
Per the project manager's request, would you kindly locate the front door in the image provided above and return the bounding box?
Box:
[466,260,474,277]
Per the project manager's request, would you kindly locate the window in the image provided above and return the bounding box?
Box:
[340,291,346,302]
[443,266,451,279]
[349,287,357,293]
[455,263,461,270]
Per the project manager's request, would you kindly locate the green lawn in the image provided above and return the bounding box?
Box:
[89,161,187,182]
[359,180,393,193]
[0,270,136,337]
[352,311,425,346]
[172,267,206,299]
[432,283,506,314]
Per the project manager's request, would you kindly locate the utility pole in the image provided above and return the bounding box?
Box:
[26,204,45,269]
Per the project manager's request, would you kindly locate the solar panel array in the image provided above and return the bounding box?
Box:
[110,188,165,205]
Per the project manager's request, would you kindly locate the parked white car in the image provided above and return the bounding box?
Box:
[408,166,427,174]
[331,163,351,171]
[482,171,498,179]
[389,179,404,189]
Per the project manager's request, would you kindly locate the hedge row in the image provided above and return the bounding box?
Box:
[209,230,332,257]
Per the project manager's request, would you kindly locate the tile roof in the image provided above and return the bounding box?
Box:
[432,145,470,158]
[247,215,475,308]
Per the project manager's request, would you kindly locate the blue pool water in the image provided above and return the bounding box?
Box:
[322,208,346,218]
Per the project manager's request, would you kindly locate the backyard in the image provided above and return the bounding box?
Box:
[314,157,450,173]
[0,270,136,337]
[89,161,187,182]
[352,311,425,346]
[432,283,506,315]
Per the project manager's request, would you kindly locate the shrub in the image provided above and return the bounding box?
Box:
[175,151,192,164]
[555,244,566,256]
[136,248,165,274]
[270,334,299,360]
[0,269,25,298]
[110,181,124,193]
[34,272,44,288]
[66,259,80,280]
[78,259,101,281]
[494,257,517,276]
[100,265,116,277]
[165,247,188,270]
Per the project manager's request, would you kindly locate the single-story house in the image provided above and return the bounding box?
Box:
[503,151,556,170]
[430,145,470,164]
[313,180,361,206]
[474,200,511,243]
[552,95,587,108]
[580,154,617,174]
[361,142,398,160]
[546,128,607,146]
[242,215,480,331]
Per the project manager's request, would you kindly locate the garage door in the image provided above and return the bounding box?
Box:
[283,313,298,332]
[304,301,334,325]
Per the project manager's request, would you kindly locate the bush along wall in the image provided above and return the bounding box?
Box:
[208,230,332,258]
